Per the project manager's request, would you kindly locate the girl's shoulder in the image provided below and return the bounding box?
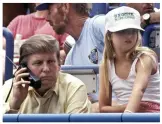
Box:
[134,47,158,63]
[135,51,158,64]
[135,52,158,74]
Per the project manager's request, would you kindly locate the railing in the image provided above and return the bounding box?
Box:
[3,27,14,81]
[3,113,160,122]
[61,65,99,74]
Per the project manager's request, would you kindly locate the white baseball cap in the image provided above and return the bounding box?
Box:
[105,6,144,32]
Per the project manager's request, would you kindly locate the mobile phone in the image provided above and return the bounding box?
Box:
[19,63,41,89]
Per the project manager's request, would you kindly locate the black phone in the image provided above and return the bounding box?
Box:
[19,63,41,89]
[5,56,42,102]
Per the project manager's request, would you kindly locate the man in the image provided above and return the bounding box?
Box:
[126,3,160,62]
[5,3,68,66]
[126,3,160,28]
[35,3,106,112]
[36,3,105,65]
[3,34,91,114]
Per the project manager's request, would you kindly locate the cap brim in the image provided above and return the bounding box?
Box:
[108,24,144,32]
[35,3,49,11]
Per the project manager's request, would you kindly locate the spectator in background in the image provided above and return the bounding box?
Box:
[99,6,160,113]
[3,34,91,114]
[34,20,64,50]
[41,3,105,65]
[36,23,76,64]
[6,3,68,65]
[126,3,160,28]
[126,3,160,62]
[7,3,59,41]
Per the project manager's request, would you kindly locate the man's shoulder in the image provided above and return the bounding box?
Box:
[3,79,13,97]
[91,14,105,20]
[90,14,105,25]
[59,72,85,87]
[89,15,105,36]
[84,15,105,27]
[15,13,33,20]
[3,78,13,87]
[9,14,34,25]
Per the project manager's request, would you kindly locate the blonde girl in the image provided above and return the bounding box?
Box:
[99,6,160,113]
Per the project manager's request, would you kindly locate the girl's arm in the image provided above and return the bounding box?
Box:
[99,64,126,113]
[125,54,157,113]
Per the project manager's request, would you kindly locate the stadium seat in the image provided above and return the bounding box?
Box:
[61,65,99,94]
[142,24,160,62]
[3,27,14,81]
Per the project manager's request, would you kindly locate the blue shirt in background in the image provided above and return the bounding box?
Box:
[65,15,105,65]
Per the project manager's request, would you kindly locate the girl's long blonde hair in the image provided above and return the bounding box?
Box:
[102,31,157,96]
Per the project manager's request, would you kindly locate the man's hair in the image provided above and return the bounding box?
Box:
[71,3,92,16]
[19,34,60,64]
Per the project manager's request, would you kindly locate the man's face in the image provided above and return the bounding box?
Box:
[27,52,60,92]
[47,4,68,34]
[127,3,154,15]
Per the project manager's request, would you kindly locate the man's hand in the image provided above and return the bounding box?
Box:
[9,67,30,110]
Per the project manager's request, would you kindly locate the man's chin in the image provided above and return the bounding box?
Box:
[55,29,65,34]
[41,79,53,83]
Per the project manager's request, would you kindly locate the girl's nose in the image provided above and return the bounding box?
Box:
[127,33,134,39]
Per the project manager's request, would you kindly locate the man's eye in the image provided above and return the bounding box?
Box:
[48,60,55,63]
[33,61,42,65]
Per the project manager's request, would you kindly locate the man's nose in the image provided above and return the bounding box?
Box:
[42,63,50,72]
[146,3,153,7]
[46,12,50,21]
